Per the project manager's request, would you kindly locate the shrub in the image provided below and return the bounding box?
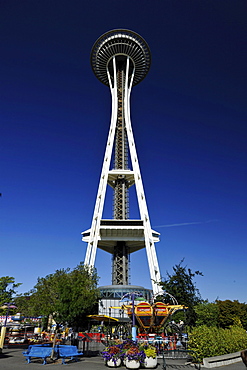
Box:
[188,325,247,362]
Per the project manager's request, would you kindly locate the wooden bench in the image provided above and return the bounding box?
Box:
[23,346,53,365]
[162,348,201,369]
[57,345,83,365]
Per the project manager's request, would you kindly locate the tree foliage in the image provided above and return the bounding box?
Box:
[216,299,247,330]
[159,259,203,326]
[0,276,21,311]
[195,299,247,330]
[195,301,219,327]
[16,263,100,329]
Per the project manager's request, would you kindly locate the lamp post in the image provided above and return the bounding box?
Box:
[121,292,143,341]
[0,303,17,353]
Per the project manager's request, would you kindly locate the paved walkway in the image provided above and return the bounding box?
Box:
[2,348,104,369]
[0,348,245,369]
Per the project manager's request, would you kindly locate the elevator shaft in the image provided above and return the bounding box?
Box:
[112,62,130,285]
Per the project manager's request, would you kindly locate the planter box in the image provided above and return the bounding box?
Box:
[144,356,157,368]
[126,359,140,369]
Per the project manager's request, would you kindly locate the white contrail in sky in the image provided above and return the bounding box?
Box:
[154,219,219,228]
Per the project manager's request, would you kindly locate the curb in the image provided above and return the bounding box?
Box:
[203,351,242,368]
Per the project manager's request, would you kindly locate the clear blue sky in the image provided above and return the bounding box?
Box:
[1,0,246,304]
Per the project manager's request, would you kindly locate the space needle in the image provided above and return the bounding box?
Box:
[82,29,163,299]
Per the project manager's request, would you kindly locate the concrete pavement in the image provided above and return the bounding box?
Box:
[0,348,246,369]
[1,348,104,369]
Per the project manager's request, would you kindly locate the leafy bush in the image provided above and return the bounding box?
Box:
[142,345,157,359]
[188,325,247,362]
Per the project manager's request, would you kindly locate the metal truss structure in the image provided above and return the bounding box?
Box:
[82,29,163,295]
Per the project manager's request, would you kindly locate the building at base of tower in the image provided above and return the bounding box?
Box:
[98,285,152,321]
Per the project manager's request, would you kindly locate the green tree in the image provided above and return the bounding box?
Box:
[0,276,21,311]
[238,302,247,330]
[195,301,219,327]
[14,293,33,316]
[193,300,247,330]
[216,300,247,329]
[159,259,203,326]
[17,263,100,329]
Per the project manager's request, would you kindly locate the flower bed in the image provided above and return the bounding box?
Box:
[102,340,158,368]
[102,343,123,366]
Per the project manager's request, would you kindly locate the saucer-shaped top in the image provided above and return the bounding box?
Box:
[91,29,151,86]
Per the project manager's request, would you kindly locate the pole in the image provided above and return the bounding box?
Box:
[0,303,15,353]
[0,327,6,353]
[121,292,142,342]
[131,293,136,341]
